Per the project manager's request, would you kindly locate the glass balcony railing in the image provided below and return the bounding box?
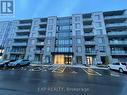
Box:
[111,51,127,55]
[85,41,95,45]
[104,15,127,19]
[106,23,127,28]
[108,31,127,35]
[14,35,29,39]
[16,29,30,33]
[36,42,44,46]
[84,32,94,36]
[13,43,27,46]
[85,51,96,54]
[110,41,127,45]
[83,25,93,29]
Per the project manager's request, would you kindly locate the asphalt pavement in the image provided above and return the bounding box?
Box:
[0,65,127,95]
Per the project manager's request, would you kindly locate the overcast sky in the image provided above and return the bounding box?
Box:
[0,0,127,21]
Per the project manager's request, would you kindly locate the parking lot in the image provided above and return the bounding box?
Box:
[0,65,127,95]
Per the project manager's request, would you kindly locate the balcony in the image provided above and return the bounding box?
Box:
[38,28,46,31]
[84,32,94,36]
[16,29,30,33]
[83,25,93,29]
[38,35,46,38]
[39,22,47,25]
[35,50,44,54]
[106,23,127,28]
[109,41,127,45]
[17,23,31,27]
[104,15,127,20]
[108,31,127,36]
[85,51,96,55]
[36,42,44,46]
[111,51,127,55]
[10,51,25,54]
[14,35,29,39]
[13,43,27,46]
[83,18,92,22]
[85,41,95,45]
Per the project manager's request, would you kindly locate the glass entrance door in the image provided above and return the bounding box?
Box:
[54,55,64,64]
[86,56,93,65]
[54,54,72,65]
[65,55,72,65]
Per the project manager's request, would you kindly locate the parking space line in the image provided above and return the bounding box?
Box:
[52,65,66,73]
[110,71,120,77]
[81,68,102,76]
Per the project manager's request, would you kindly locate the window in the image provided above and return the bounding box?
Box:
[98,37,104,43]
[77,47,82,53]
[95,22,102,28]
[48,25,53,30]
[34,20,38,25]
[46,47,50,52]
[94,15,101,20]
[48,19,53,24]
[47,40,51,44]
[32,26,38,31]
[76,30,81,36]
[75,23,81,29]
[47,32,52,37]
[75,17,80,22]
[96,29,103,35]
[76,38,81,44]
[99,46,105,52]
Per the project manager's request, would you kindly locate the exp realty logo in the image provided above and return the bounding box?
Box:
[0,0,15,16]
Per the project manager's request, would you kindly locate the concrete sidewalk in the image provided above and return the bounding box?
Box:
[30,64,108,70]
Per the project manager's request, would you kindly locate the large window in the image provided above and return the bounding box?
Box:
[76,30,81,36]
[96,29,103,35]
[77,46,82,53]
[94,15,101,20]
[76,38,81,44]
[75,17,80,22]
[75,23,81,29]
[47,32,52,37]
[46,47,50,52]
[98,37,104,43]
[48,25,53,30]
[95,22,102,28]
[48,19,54,24]
[99,46,106,52]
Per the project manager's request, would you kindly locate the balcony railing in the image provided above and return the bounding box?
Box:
[104,15,127,20]
[35,50,44,54]
[16,29,30,33]
[108,31,127,36]
[17,23,31,27]
[13,43,27,46]
[38,28,47,31]
[85,41,95,45]
[39,22,47,25]
[83,18,92,21]
[106,23,127,28]
[84,32,94,36]
[111,51,127,55]
[36,42,44,46]
[14,35,29,39]
[83,25,93,29]
[110,41,127,45]
[10,51,26,54]
[85,51,96,55]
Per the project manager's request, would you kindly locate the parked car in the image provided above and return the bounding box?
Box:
[8,59,31,67]
[108,62,127,73]
[0,60,16,67]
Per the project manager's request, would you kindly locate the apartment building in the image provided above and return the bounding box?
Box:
[0,21,15,59]
[6,9,127,65]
